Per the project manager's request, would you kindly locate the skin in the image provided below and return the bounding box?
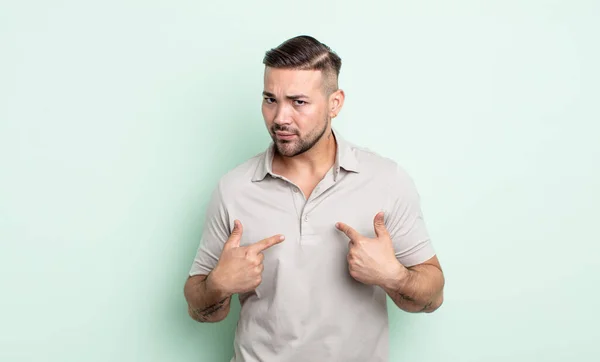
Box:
[184,66,444,322]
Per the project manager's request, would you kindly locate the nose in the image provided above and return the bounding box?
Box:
[273,103,292,126]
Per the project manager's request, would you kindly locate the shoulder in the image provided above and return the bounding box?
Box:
[345,140,420,202]
[348,141,423,211]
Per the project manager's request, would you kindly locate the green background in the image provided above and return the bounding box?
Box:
[1,1,598,361]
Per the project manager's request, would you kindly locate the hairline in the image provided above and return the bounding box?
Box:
[263,65,339,97]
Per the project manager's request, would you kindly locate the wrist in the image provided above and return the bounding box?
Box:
[381,261,410,291]
[206,270,231,298]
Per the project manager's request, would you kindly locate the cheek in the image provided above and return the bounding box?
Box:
[261,105,272,122]
[297,105,320,122]
[308,102,327,117]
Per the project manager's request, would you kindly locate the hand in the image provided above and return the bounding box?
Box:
[336,212,406,287]
[210,220,284,295]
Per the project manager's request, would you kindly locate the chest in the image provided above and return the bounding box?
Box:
[230,173,391,303]
[230,174,390,269]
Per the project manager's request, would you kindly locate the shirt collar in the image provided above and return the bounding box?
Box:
[252,128,360,182]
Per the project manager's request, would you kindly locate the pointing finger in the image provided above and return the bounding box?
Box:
[336,222,361,241]
[248,234,285,254]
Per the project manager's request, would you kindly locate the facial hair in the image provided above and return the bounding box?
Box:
[271,115,330,158]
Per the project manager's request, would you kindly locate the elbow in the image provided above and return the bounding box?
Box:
[187,304,229,323]
[424,273,445,313]
[187,306,207,323]
[424,294,444,313]
[187,305,202,322]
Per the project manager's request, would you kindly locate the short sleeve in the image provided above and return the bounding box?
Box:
[188,182,231,277]
[384,165,436,267]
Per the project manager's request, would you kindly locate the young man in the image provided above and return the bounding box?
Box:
[184,35,445,362]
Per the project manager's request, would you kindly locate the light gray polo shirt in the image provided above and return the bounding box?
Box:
[189,130,436,362]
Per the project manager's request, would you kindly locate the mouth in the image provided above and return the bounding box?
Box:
[274,132,297,141]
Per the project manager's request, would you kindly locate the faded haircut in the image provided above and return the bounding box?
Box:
[262,35,342,95]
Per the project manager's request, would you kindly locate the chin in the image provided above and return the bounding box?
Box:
[275,144,295,157]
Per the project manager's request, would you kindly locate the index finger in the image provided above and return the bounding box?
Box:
[248,234,285,254]
[336,222,360,241]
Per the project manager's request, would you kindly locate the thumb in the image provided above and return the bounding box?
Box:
[373,212,389,239]
[224,220,243,249]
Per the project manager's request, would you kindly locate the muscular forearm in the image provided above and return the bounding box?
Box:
[382,262,445,313]
[184,273,232,323]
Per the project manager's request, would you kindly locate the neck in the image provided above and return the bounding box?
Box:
[274,129,337,178]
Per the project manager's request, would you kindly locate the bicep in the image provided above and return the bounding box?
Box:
[407,255,445,295]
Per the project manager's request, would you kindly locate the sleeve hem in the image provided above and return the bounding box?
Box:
[188,265,213,277]
[395,241,436,268]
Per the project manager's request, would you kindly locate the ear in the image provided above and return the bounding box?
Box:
[329,89,345,118]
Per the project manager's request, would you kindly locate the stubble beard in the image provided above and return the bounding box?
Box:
[272,116,330,158]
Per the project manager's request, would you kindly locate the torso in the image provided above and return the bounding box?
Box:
[189,132,435,362]
[230,161,391,362]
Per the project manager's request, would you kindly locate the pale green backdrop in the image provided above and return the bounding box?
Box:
[1,1,598,361]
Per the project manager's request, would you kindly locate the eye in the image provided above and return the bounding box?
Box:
[294,100,306,106]
[264,97,275,104]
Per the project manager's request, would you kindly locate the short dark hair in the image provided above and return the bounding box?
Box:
[263,35,342,94]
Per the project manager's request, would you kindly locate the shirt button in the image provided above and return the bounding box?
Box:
[293,188,298,193]
[304,214,309,222]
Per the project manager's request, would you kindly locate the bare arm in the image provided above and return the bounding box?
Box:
[382,255,445,313]
[184,273,232,323]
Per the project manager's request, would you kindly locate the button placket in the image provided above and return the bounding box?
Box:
[300,197,316,236]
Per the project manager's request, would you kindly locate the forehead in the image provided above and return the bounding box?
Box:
[263,67,324,93]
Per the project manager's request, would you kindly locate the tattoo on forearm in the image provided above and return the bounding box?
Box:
[396,292,434,312]
[419,301,433,312]
[191,297,229,322]
[387,265,443,313]
[397,293,416,303]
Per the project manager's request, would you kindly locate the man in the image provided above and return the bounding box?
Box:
[184,35,445,362]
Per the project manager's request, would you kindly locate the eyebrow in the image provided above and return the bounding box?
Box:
[262,91,310,100]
